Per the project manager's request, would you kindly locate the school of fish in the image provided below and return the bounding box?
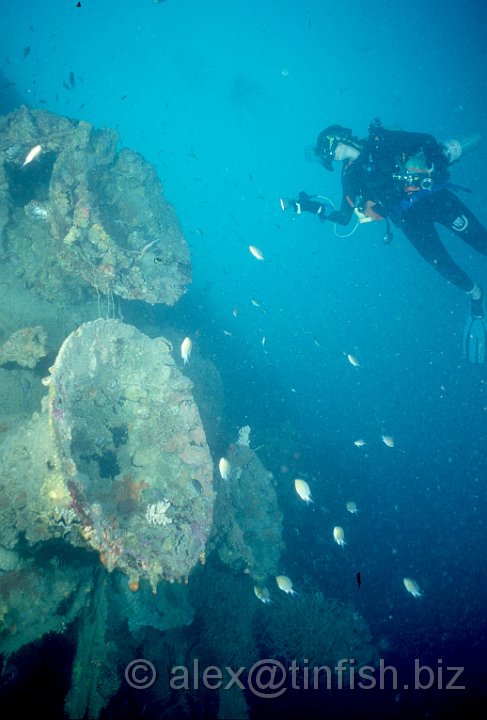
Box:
[172,233,421,615]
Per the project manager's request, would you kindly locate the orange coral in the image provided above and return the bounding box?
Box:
[128,578,139,592]
[110,475,150,513]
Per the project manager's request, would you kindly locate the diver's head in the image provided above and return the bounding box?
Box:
[315,125,362,170]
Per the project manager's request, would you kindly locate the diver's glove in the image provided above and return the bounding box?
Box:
[280,191,327,220]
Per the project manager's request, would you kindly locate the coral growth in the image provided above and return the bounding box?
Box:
[0,560,93,657]
[0,319,215,592]
[237,425,251,447]
[145,499,172,527]
[212,439,283,582]
[257,589,377,675]
[0,325,47,368]
[0,106,191,306]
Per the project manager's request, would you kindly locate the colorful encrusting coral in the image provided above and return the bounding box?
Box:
[0,319,215,592]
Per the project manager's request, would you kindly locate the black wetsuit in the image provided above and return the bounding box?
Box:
[328,128,487,292]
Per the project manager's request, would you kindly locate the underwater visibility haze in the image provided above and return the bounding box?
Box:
[0,1,486,718]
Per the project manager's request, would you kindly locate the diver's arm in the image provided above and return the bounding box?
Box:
[325,163,357,225]
[326,194,355,225]
[280,191,327,219]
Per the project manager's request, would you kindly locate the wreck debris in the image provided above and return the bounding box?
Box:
[0,319,215,592]
[0,325,47,368]
[0,106,191,306]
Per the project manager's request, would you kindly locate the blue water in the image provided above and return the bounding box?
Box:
[2,1,487,717]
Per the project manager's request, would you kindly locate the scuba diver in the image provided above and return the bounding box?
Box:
[281,120,487,363]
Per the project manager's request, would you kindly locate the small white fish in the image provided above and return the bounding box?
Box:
[180,336,192,364]
[232,307,238,317]
[22,144,42,167]
[347,353,360,367]
[354,439,366,447]
[218,457,231,481]
[249,245,265,261]
[403,577,422,598]
[261,336,266,346]
[294,478,313,504]
[381,435,395,448]
[275,575,297,596]
[346,501,358,514]
[254,585,272,604]
[333,526,346,547]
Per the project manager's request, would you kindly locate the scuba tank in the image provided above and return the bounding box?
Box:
[441,132,482,164]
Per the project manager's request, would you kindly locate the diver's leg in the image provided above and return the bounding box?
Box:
[402,192,487,362]
[401,219,474,291]
[440,190,487,254]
